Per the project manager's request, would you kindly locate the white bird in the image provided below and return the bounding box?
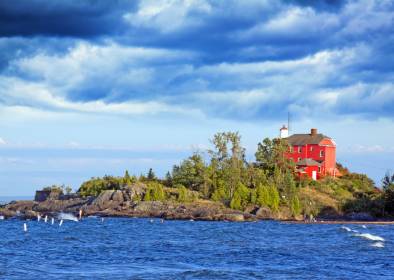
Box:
[23,223,27,232]
[51,218,54,225]
[37,214,41,222]
[59,219,63,226]
[44,215,48,223]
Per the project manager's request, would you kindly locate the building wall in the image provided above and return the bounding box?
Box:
[285,138,336,179]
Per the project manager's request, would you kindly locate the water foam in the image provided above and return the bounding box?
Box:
[354,233,385,242]
[341,226,351,232]
[371,242,384,248]
[58,213,79,222]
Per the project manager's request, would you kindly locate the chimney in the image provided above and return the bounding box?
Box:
[311,128,317,136]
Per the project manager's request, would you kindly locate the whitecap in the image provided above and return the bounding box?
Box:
[354,233,385,242]
[341,226,351,232]
[58,212,78,222]
[361,225,367,229]
[0,215,4,220]
[371,242,384,248]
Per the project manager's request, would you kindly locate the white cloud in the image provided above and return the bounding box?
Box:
[0,137,6,145]
[123,0,212,33]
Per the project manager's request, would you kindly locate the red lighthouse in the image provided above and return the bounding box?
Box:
[282,128,339,180]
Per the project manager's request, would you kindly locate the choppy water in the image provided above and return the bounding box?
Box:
[0,218,393,279]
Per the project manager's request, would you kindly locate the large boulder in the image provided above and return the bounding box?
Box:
[111,190,124,203]
[222,213,245,222]
[255,207,273,219]
[91,190,116,210]
[34,190,62,202]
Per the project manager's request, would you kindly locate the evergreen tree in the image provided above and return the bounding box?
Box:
[147,168,157,181]
[230,192,242,210]
[269,185,280,211]
[124,170,132,185]
[291,195,301,217]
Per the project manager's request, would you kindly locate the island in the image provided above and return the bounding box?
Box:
[1,131,394,222]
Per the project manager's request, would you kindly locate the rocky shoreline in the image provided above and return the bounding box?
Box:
[1,187,392,223]
[0,188,261,222]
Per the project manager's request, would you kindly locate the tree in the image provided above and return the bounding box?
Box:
[255,137,293,175]
[124,170,132,185]
[164,171,173,187]
[177,185,188,203]
[172,153,206,192]
[65,186,73,195]
[230,192,242,210]
[291,195,301,217]
[268,185,280,212]
[256,183,270,207]
[382,172,394,190]
[208,132,246,202]
[147,168,157,181]
[382,172,394,214]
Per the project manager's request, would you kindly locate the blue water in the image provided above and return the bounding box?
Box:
[0,218,393,279]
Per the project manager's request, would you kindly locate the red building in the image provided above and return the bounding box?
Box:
[281,127,339,180]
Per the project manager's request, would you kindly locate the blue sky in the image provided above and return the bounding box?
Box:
[0,0,393,196]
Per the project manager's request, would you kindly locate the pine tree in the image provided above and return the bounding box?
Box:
[291,195,301,217]
[124,170,132,186]
[230,192,242,210]
[147,168,157,181]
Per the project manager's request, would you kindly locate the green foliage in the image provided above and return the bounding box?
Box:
[256,183,270,207]
[78,175,125,197]
[42,185,64,193]
[211,180,228,203]
[291,195,301,217]
[147,168,157,181]
[230,192,242,210]
[269,185,280,212]
[172,153,206,192]
[144,182,165,201]
[124,170,132,185]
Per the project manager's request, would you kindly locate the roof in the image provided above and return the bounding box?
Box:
[286,133,330,146]
[296,158,321,166]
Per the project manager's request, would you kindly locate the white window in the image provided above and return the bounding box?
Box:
[310,146,313,152]
[289,146,293,153]
[320,150,324,157]
[298,146,302,153]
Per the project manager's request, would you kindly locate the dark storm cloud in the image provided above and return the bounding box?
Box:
[0,0,136,37]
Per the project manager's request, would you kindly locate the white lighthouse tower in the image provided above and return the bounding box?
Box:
[279,125,288,138]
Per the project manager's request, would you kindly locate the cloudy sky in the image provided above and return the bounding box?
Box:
[0,0,393,196]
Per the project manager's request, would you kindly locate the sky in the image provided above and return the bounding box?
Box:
[0,0,393,196]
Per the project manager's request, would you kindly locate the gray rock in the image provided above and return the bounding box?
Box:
[255,207,273,219]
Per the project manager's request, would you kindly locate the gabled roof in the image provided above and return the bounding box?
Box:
[296,158,321,166]
[286,133,329,146]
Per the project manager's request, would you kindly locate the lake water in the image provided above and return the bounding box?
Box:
[0,218,393,279]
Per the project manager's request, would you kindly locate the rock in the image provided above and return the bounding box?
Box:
[34,190,62,201]
[255,207,273,219]
[111,190,124,203]
[92,190,116,210]
[345,212,375,221]
[0,208,16,218]
[244,205,258,214]
[223,213,245,222]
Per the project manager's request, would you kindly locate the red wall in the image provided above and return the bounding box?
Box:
[285,138,336,178]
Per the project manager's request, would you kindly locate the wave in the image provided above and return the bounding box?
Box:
[341,226,351,232]
[371,242,384,248]
[58,213,79,222]
[353,233,385,242]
